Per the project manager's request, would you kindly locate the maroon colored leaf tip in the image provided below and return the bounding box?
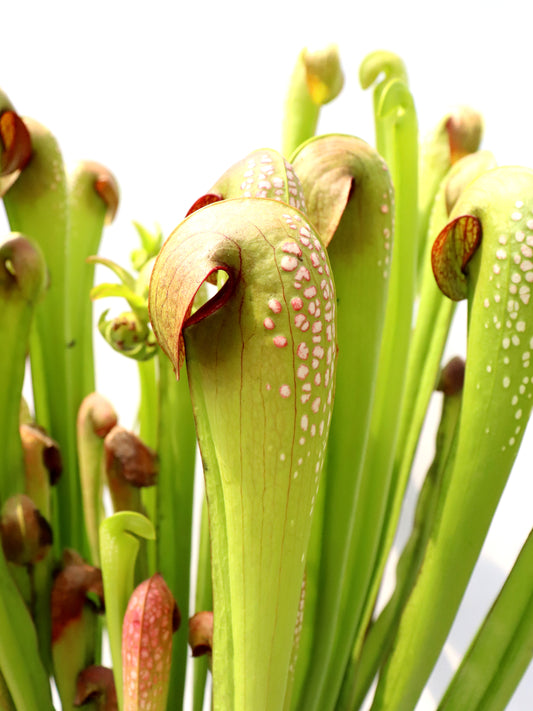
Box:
[104,426,158,488]
[78,392,118,440]
[437,356,466,396]
[148,217,238,378]
[81,161,120,224]
[51,550,104,644]
[445,106,483,165]
[122,574,179,711]
[431,214,482,300]
[74,665,118,710]
[0,494,52,565]
[188,611,213,658]
[0,110,31,176]
[20,423,63,487]
[185,193,223,217]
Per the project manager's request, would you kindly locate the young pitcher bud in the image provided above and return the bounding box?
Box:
[122,573,179,711]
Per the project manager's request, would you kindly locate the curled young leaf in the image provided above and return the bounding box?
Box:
[97,309,158,361]
[359,50,408,91]
[90,242,159,362]
[149,197,337,710]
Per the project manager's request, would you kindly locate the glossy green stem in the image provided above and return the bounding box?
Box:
[156,353,197,709]
[0,236,46,505]
[340,375,462,709]
[67,162,112,414]
[282,50,320,158]
[0,546,53,711]
[137,357,158,449]
[99,511,155,711]
[192,497,213,711]
[77,393,118,566]
[138,357,159,574]
[437,527,533,711]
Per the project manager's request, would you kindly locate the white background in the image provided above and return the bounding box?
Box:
[1,1,533,708]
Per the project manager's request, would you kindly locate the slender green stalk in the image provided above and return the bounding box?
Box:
[77,393,118,566]
[437,527,533,711]
[20,424,60,674]
[282,45,343,157]
[155,353,197,709]
[192,498,213,711]
[99,511,155,711]
[0,236,46,504]
[137,357,158,449]
[339,358,464,709]
[319,76,417,710]
[0,544,53,711]
[68,161,119,405]
[137,357,159,574]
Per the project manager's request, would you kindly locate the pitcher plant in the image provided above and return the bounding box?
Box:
[0,45,532,711]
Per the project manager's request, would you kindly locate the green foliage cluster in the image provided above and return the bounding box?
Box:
[0,48,532,711]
